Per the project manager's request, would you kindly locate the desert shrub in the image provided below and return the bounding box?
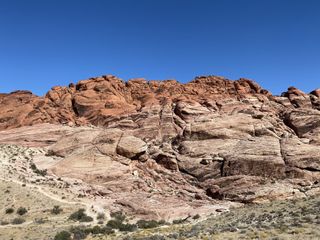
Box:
[70,225,114,239]
[5,208,14,214]
[17,207,28,215]
[172,218,185,224]
[54,230,71,240]
[70,226,88,240]
[97,212,105,220]
[0,221,9,225]
[110,211,126,222]
[137,219,165,229]
[167,233,179,239]
[118,223,137,232]
[11,217,25,225]
[34,218,46,224]
[51,205,63,215]
[107,219,123,229]
[192,214,200,220]
[89,225,115,234]
[81,215,93,222]
[107,219,137,232]
[180,226,201,239]
[30,163,47,176]
[134,235,166,240]
[69,209,93,222]
[107,211,126,229]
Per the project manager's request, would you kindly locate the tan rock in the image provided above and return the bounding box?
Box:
[116,135,147,159]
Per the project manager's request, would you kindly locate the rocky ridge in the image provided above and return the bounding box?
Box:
[0,75,319,220]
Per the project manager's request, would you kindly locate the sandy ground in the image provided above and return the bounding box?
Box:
[0,143,109,240]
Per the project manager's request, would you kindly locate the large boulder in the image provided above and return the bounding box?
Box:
[116,135,147,159]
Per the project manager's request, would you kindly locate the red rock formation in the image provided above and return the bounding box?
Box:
[0,74,319,211]
[311,88,320,98]
[0,75,275,130]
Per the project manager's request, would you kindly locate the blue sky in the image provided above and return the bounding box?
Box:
[0,0,319,96]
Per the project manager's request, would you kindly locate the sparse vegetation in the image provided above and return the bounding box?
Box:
[69,208,93,222]
[69,225,115,239]
[34,218,46,224]
[104,196,320,240]
[118,223,138,232]
[106,211,137,232]
[192,214,200,220]
[97,212,105,220]
[0,220,9,225]
[136,219,166,229]
[107,219,125,229]
[11,217,25,225]
[172,218,186,224]
[17,207,28,215]
[54,230,71,240]
[51,205,63,215]
[5,207,14,214]
[110,211,126,222]
[30,162,47,176]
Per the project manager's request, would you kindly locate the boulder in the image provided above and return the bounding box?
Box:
[116,135,147,159]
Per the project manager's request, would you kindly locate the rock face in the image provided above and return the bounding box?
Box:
[0,74,319,218]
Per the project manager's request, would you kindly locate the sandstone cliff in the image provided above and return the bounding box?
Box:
[0,75,319,219]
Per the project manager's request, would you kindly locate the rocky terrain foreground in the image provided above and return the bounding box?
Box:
[0,75,319,239]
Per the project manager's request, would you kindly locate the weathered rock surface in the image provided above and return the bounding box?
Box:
[116,135,147,159]
[0,75,319,219]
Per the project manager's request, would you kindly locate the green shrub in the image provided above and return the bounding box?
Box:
[51,205,63,215]
[90,225,114,234]
[110,211,126,222]
[34,218,46,224]
[137,219,165,229]
[69,209,93,222]
[106,211,137,232]
[17,207,28,215]
[107,219,137,232]
[192,214,200,220]
[5,208,14,214]
[0,221,9,225]
[54,230,71,240]
[107,219,123,229]
[70,226,88,240]
[97,212,105,220]
[118,223,137,232]
[70,225,114,239]
[80,215,93,222]
[11,217,25,225]
[30,163,47,176]
[172,219,185,224]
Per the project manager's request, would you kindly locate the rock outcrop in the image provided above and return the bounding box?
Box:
[0,74,319,218]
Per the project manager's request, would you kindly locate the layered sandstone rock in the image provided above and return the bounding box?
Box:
[0,75,319,218]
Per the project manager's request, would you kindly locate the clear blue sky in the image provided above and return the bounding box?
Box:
[0,0,319,96]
